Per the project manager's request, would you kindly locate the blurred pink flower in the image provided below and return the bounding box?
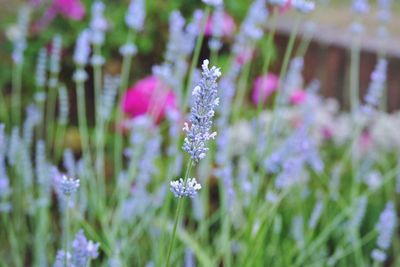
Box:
[322,127,334,140]
[360,131,373,152]
[290,89,307,105]
[122,76,178,123]
[34,0,85,32]
[205,12,236,38]
[251,73,279,105]
[53,0,86,20]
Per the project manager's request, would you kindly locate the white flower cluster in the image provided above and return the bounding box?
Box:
[170,178,202,198]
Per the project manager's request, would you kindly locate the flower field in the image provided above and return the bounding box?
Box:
[0,0,399,266]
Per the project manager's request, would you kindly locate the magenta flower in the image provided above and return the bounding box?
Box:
[205,12,236,38]
[122,76,178,123]
[251,73,279,105]
[290,89,307,105]
[53,0,85,20]
[34,0,85,32]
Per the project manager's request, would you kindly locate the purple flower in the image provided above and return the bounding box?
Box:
[182,60,221,162]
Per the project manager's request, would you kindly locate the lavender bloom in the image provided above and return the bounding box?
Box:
[154,10,202,99]
[35,47,47,87]
[7,127,20,166]
[124,115,153,171]
[53,250,71,267]
[362,59,388,115]
[364,171,382,191]
[72,230,100,267]
[20,143,34,195]
[12,6,30,64]
[183,60,221,162]
[371,248,387,262]
[350,195,368,229]
[233,0,268,49]
[99,75,120,122]
[352,0,369,15]
[292,0,315,13]
[0,125,11,211]
[125,0,146,31]
[35,140,50,198]
[119,42,137,57]
[375,202,396,250]
[122,186,151,220]
[170,178,201,198]
[60,175,80,196]
[377,0,392,22]
[280,57,304,105]
[58,86,69,125]
[136,130,161,187]
[166,109,183,177]
[49,35,62,86]
[22,104,42,148]
[184,249,196,267]
[73,30,91,66]
[208,4,224,51]
[90,1,108,46]
[371,202,396,262]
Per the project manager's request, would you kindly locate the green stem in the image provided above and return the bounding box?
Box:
[113,31,134,177]
[256,9,278,115]
[11,63,22,126]
[165,160,193,267]
[75,78,92,165]
[232,57,252,122]
[93,45,106,201]
[64,196,70,267]
[0,87,7,124]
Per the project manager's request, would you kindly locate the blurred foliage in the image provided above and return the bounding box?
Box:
[0,0,253,96]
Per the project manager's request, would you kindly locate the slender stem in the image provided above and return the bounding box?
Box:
[64,196,70,267]
[93,45,106,200]
[264,15,301,156]
[256,8,278,115]
[0,87,7,124]
[232,58,252,122]
[11,63,22,126]
[165,160,193,267]
[54,121,67,162]
[75,78,92,165]
[113,31,134,177]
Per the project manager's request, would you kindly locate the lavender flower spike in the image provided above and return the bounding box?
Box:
[72,229,100,267]
[183,59,221,163]
[60,175,80,196]
[371,201,397,262]
[125,0,146,31]
[170,178,201,198]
